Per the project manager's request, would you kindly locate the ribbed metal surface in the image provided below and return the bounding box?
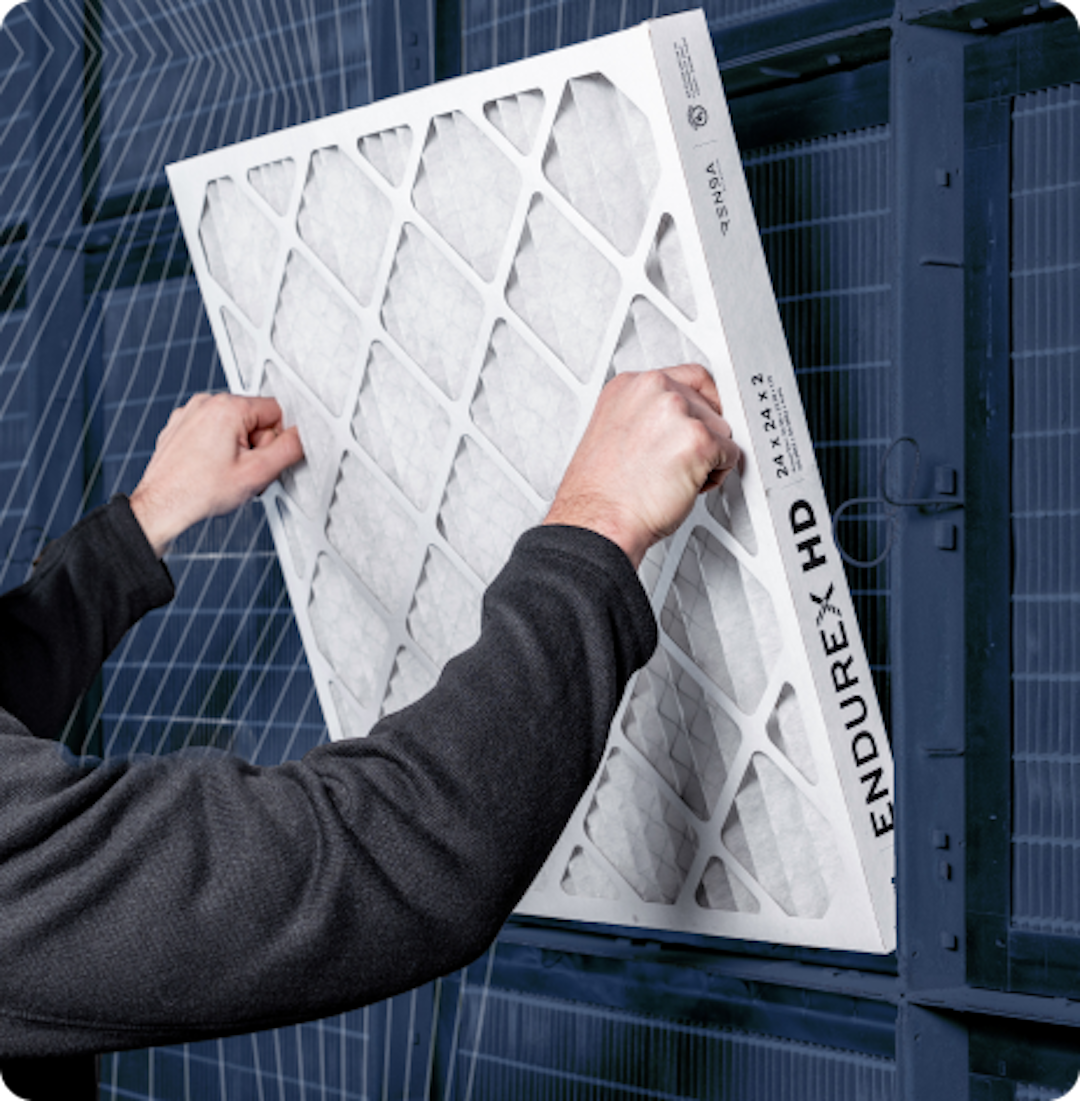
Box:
[461,0,821,71]
[101,1007,374,1100]
[442,987,897,1101]
[1010,83,1080,934]
[98,0,372,203]
[743,126,895,721]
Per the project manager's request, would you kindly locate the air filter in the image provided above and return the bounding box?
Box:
[168,10,895,953]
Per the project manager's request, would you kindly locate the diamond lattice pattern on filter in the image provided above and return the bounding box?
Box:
[382,224,485,400]
[272,250,360,416]
[298,146,393,306]
[358,124,413,187]
[621,647,741,821]
[325,453,417,614]
[381,647,436,719]
[611,294,709,376]
[309,553,389,711]
[352,342,451,512]
[585,748,699,905]
[275,496,315,578]
[722,754,841,918]
[661,528,783,714]
[544,73,661,255]
[697,855,760,913]
[200,178,280,327]
[407,546,482,668]
[646,214,697,320]
[248,157,296,217]
[174,29,889,950]
[413,111,520,282]
[484,89,546,155]
[507,195,620,383]
[262,361,337,521]
[221,308,257,389]
[437,436,542,585]
[767,683,818,785]
[706,468,758,555]
[561,846,621,900]
[470,321,579,501]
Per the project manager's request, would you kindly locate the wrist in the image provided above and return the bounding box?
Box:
[543,495,651,570]
[129,485,179,559]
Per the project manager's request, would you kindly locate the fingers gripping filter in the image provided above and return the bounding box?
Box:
[168,11,895,953]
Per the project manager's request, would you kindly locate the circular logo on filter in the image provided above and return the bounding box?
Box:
[688,104,708,130]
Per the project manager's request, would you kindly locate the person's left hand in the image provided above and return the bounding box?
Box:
[130,393,304,557]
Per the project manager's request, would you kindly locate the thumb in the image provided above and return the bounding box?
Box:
[242,426,304,494]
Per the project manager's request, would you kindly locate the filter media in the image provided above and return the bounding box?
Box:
[169,10,896,953]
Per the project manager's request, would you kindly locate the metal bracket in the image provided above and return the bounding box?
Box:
[832,436,964,568]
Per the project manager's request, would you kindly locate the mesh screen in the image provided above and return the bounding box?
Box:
[461,0,820,71]
[102,974,898,1101]
[743,127,895,722]
[1010,83,1080,933]
[436,985,896,1101]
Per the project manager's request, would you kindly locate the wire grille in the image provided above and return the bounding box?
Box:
[102,975,899,1101]
[461,0,822,71]
[1010,83,1080,934]
[438,986,896,1101]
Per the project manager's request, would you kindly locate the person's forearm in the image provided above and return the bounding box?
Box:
[0,525,654,1057]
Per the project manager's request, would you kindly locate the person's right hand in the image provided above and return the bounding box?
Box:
[544,364,740,568]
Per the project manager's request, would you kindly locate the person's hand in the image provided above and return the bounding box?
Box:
[544,364,740,568]
[130,393,304,557]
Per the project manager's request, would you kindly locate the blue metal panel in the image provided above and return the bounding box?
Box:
[890,22,971,1022]
[370,0,435,98]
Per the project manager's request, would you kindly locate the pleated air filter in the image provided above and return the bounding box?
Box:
[168,10,895,953]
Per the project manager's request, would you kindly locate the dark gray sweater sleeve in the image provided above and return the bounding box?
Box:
[0,517,656,1058]
[0,496,174,739]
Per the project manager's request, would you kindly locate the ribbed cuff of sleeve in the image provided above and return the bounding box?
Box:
[101,495,176,612]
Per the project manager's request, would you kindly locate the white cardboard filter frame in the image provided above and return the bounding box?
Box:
[168,10,896,954]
